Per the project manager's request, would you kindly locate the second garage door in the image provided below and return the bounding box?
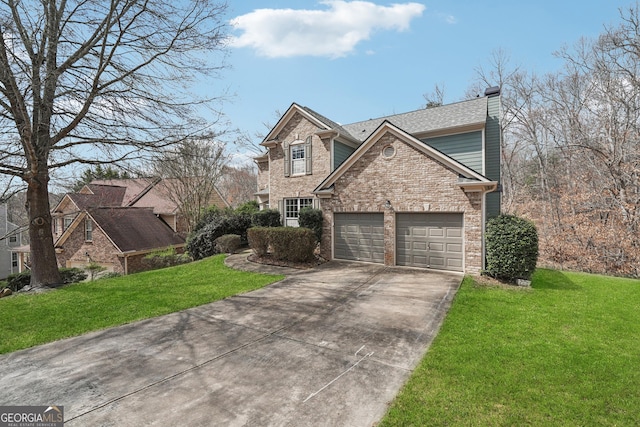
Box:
[334,213,384,263]
[396,213,463,271]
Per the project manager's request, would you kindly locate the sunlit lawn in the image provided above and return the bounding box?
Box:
[381,269,640,426]
[0,255,283,354]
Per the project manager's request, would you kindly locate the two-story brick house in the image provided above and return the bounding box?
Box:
[255,87,501,274]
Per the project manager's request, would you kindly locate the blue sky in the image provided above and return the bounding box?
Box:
[216,0,629,156]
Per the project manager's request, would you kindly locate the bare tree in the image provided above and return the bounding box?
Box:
[217,164,257,208]
[0,0,228,285]
[153,138,229,233]
[422,82,446,108]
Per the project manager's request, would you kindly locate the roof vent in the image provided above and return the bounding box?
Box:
[484,86,500,97]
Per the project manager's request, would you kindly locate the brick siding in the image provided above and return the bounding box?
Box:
[319,132,484,274]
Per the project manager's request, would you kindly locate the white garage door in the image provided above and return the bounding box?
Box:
[396,213,463,272]
[334,213,384,263]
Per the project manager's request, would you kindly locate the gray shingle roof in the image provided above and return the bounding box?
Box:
[340,96,488,142]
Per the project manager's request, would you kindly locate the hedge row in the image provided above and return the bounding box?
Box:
[248,227,316,263]
[187,208,282,261]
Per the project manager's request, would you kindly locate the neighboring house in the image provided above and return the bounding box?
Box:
[0,204,26,278]
[255,87,501,274]
[54,207,185,275]
[14,177,229,275]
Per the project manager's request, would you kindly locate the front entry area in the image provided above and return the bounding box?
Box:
[396,213,464,272]
[334,213,384,263]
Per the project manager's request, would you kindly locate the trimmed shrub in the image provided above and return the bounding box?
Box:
[247,227,270,256]
[485,214,539,282]
[215,234,241,254]
[269,227,316,262]
[298,207,323,242]
[252,209,281,227]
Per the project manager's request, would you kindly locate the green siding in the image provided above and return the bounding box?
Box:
[485,95,501,218]
[422,131,483,174]
[334,140,356,170]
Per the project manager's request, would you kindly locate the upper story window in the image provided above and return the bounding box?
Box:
[85,218,93,242]
[63,216,73,231]
[283,136,312,177]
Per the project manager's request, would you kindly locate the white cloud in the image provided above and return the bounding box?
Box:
[230,1,426,59]
[438,13,457,24]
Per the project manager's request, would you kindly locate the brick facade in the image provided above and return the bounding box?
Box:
[56,219,124,273]
[268,112,331,208]
[319,132,484,274]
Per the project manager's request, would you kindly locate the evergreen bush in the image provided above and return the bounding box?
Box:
[269,227,316,262]
[485,214,539,282]
[298,207,323,242]
[247,227,270,257]
[215,234,242,254]
[252,209,281,227]
[187,212,252,260]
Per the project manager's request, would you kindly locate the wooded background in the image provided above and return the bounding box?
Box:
[474,5,640,277]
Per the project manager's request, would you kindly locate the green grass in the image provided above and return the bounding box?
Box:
[381,269,640,426]
[0,255,283,355]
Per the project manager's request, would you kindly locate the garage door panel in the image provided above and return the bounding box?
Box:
[334,213,384,263]
[397,213,464,272]
[447,243,463,253]
[412,241,428,251]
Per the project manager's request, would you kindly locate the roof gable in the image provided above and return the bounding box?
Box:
[314,121,492,193]
[261,103,333,146]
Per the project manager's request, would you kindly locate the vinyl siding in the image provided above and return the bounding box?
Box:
[421,131,483,174]
[334,140,356,170]
[485,95,501,218]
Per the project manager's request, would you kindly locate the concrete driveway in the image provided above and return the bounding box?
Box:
[0,257,461,426]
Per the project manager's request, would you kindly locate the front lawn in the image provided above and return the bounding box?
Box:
[381,269,640,426]
[0,255,283,355]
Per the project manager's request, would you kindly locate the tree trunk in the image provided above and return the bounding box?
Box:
[25,171,61,287]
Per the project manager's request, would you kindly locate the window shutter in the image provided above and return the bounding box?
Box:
[277,199,284,225]
[312,198,320,209]
[305,136,312,175]
[283,142,290,177]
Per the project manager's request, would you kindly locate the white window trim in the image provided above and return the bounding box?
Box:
[290,141,306,176]
[85,218,93,242]
[284,198,314,226]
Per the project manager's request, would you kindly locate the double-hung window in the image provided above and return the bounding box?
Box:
[291,145,306,175]
[284,136,312,177]
[85,218,93,242]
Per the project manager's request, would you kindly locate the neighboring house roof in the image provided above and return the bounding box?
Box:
[82,184,127,206]
[90,178,160,207]
[54,207,185,253]
[90,178,229,214]
[88,208,185,252]
[314,121,496,195]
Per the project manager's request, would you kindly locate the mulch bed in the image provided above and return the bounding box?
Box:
[247,253,326,270]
